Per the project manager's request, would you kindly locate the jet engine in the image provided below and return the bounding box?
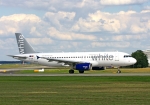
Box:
[75,63,92,71]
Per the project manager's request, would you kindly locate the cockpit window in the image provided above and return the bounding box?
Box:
[124,55,132,58]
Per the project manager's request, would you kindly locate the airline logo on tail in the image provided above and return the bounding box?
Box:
[15,33,36,54]
[18,35,24,54]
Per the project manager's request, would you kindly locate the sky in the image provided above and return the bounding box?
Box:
[0,0,150,61]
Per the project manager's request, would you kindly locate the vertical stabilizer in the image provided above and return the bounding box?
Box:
[15,33,36,54]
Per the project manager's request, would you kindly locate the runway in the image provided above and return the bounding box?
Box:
[0,73,150,76]
[1,67,150,76]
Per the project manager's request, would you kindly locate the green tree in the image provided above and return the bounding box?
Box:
[131,50,148,68]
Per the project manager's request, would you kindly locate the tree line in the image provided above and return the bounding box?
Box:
[131,50,149,68]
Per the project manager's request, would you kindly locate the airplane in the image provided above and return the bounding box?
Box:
[8,33,137,74]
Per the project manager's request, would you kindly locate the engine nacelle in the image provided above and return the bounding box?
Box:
[92,67,106,70]
[75,63,91,71]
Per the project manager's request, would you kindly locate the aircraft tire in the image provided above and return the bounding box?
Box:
[69,69,74,74]
[117,70,121,73]
[79,70,84,73]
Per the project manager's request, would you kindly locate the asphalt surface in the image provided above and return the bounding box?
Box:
[1,67,150,76]
[0,73,150,76]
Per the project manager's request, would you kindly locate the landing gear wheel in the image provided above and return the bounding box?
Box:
[79,71,84,73]
[69,69,74,74]
[117,70,121,73]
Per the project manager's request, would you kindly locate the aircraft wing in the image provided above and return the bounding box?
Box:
[39,56,86,65]
[7,55,27,59]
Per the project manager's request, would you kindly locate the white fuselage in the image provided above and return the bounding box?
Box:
[14,52,136,67]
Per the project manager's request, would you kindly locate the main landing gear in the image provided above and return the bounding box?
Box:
[69,69,84,74]
[69,64,85,74]
[117,67,121,73]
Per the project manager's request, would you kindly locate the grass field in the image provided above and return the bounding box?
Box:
[0,76,150,105]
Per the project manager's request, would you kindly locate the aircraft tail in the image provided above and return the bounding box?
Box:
[15,33,36,54]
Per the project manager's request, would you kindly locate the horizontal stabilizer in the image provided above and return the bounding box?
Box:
[7,55,27,59]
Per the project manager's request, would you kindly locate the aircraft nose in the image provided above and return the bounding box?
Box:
[132,58,137,64]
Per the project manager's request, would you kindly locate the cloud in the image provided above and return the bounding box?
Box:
[47,27,96,41]
[0,14,41,36]
[141,9,150,13]
[71,11,124,33]
[130,25,146,34]
[91,41,130,48]
[44,11,75,21]
[1,0,150,61]
[100,0,148,5]
[0,0,103,11]
[0,5,150,58]
[144,6,150,10]
[1,10,150,49]
[1,0,147,11]
[0,38,15,49]
[44,11,75,30]
[71,10,150,35]
[27,38,53,45]
[111,34,148,41]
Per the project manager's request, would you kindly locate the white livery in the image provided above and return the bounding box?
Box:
[8,33,137,73]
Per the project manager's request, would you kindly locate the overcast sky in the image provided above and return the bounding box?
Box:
[0,0,150,61]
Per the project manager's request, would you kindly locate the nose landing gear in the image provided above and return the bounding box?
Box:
[117,67,121,73]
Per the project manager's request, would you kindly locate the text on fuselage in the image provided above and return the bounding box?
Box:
[91,54,114,61]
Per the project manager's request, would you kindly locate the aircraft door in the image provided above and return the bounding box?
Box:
[28,55,38,63]
[34,55,38,64]
[115,52,119,61]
